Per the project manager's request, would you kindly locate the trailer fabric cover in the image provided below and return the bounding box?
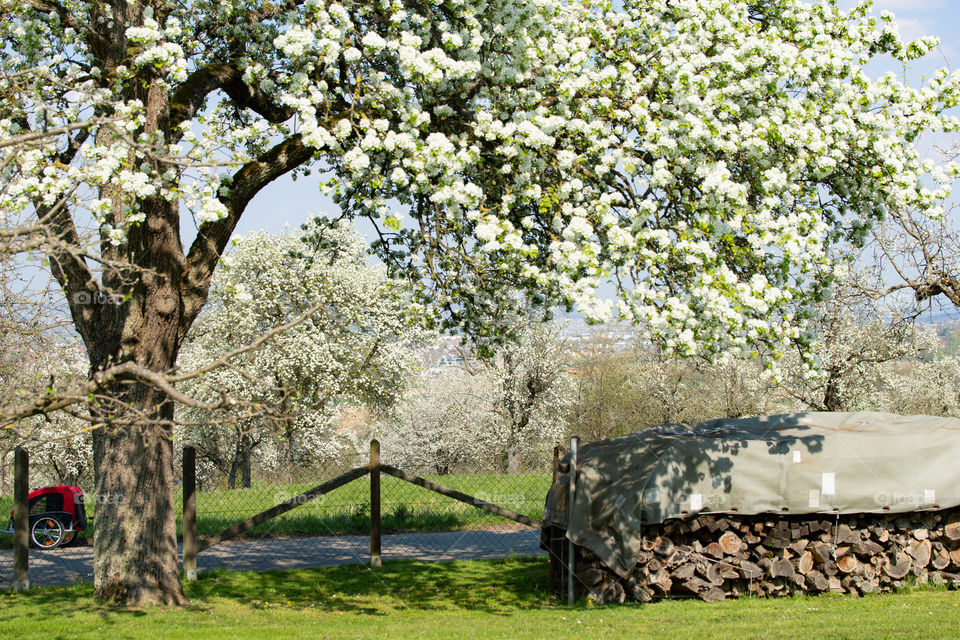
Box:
[542,412,960,577]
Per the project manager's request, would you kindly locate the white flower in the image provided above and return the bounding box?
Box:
[196,196,228,224]
[362,32,387,51]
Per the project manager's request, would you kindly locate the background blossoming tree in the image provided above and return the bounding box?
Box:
[2,0,958,604]
[177,224,431,488]
[379,313,571,474]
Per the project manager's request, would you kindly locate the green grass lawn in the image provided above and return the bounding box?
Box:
[2,558,959,639]
[0,472,551,547]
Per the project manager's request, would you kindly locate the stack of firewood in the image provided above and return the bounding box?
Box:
[555,508,960,603]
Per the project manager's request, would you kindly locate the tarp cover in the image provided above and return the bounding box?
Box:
[542,412,960,577]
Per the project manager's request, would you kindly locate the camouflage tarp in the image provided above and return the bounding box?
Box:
[543,412,960,577]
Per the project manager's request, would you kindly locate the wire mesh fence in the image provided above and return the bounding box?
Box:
[187,441,555,568]
[3,440,557,589]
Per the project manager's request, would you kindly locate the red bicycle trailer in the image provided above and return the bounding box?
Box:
[2,486,87,549]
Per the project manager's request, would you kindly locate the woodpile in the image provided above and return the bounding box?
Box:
[546,508,960,603]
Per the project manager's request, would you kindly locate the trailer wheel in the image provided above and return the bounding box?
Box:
[31,517,64,549]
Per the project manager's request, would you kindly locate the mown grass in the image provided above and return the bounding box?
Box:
[0,472,551,547]
[2,558,959,639]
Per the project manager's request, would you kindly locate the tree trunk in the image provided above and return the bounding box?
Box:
[227,430,244,490]
[92,387,186,606]
[241,436,252,489]
[85,103,189,604]
[506,445,523,474]
[227,458,238,490]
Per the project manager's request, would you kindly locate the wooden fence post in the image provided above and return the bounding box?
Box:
[182,445,197,581]
[370,439,382,568]
[567,436,578,605]
[13,446,29,592]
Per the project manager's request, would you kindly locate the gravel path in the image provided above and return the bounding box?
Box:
[2,529,544,587]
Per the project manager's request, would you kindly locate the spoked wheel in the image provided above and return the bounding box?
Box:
[30,517,64,549]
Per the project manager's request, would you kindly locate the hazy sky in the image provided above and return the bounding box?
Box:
[227,1,960,240]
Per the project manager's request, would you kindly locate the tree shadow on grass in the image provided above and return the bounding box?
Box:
[0,559,553,622]
[0,582,148,629]
[183,557,554,615]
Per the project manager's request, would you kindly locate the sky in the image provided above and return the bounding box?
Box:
[230,0,960,240]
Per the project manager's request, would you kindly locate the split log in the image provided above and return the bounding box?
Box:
[769,558,796,579]
[821,559,838,577]
[944,515,960,541]
[836,524,854,544]
[805,570,830,591]
[719,531,743,555]
[649,569,673,595]
[702,563,724,587]
[739,561,763,580]
[810,542,832,563]
[699,587,726,603]
[788,539,809,555]
[627,578,655,603]
[678,577,709,596]
[949,548,960,570]
[673,563,697,580]
[836,555,859,574]
[884,554,913,579]
[852,539,884,556]
[907,539,932,569]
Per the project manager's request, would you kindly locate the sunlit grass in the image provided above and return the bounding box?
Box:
[2,558,959,639]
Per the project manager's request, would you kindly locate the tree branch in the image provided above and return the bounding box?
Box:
[181,133,313,328]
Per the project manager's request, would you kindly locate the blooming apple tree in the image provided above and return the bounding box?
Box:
[775,287,940,411]
[177,223,431,488]
[376,367,501,474]
[2,0,958,604]
[0,346,94,492]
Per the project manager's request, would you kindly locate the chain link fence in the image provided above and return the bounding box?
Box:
[185,440,554,573]
[3,439,557,589]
